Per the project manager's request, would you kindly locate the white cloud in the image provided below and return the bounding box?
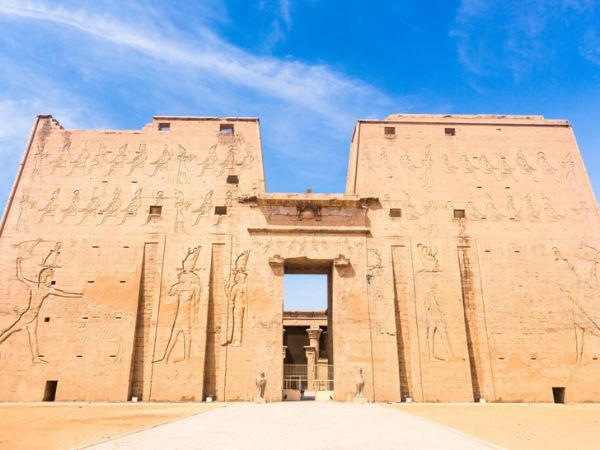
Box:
[451,0,600,79]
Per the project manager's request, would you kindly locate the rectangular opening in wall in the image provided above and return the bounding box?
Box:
[220,123,234,135]
[552,387,565,404]
[158,122,170,132]
[44,317,50,323]
[43,380,58,401]
[445,127,456,136]
[389,208,402,218]
[283,260,333,399]
[454,209,465,219]
[227,175,239,184]
[215,206,227,215]
[284,274,328,311]
[384,126,396,136]
[149,205,162,216]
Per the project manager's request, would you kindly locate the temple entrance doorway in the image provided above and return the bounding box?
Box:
[282,258,333,401]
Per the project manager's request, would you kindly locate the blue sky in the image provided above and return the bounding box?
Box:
[1,1,600,309]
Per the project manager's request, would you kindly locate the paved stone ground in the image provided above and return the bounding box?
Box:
[86,402,501,450]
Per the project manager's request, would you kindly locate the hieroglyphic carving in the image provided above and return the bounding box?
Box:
[176,145,195,184]
[222,250,250,347]
[399,148,418,171]
[553,247,600,363]
[417,243,441,272]
[98,188,122,225]
[119,188,142,225]
[127,144,148,176]
[421,146,433,187]
[31,145,48,179]
[59,190,81,224]
[541,194,563,221]
[192,190,214,226]
[197,144,217,177]
[154,247,202,363]
[478,154,498,178]
[401,192,419,220]
[38,189,60,224]
[537,152,557,179]
[236,145,255,172]
[484,194,505,221]
[14,194,35,231]
[561,152,576,186]
[77,188,101,225]
[506,194,521,221]
[459,154,479,181]
[67,144,89,176]
[150,145,172,176]
[218,145,236,176]
[465,201,485,221]
[577,243,600,289]
[441,154,458,175]
[49,143,71,175]
[522,194,540,221]
[497,152,517,181]
[174,190,190,233]
[424,285,452,362]
[516,150,537,181]
[421,200,438,236]
[106,144,128,176]
[0,242,83,363]
[87,144,107,175]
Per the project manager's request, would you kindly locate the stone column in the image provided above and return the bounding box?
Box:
[304,346,316,390]
[306,327,322,359]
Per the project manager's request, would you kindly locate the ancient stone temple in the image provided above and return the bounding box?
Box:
[1,114,599,403]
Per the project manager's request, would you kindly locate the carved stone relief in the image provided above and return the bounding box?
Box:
[516,150,538,181]
[87,144,107,175]
[31,145,48,180]
[197,144,217,177]
[176,145,195,184]
[59,190,81,224]
[0,241,83,363]
[106,144,127,176]
[192,190,213,226]
[127,144,148,176]
[119,189,142,225]
[222,251,250,347]
[417,243,441,272]
[154,247,202,363]
[49,143,71,175]
[552,247,600,364]
[424,285,452,362]
[174,190,190,234]
[14,194,35,231]
[77,188,101,225]
[67,144,89,176]
[98,188,122,225]
[150,145,172,177]
[38,189,60,224]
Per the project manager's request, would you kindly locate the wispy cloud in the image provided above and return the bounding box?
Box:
[0,0,407,195]
[0,1,391,128]
[451,0,600,80]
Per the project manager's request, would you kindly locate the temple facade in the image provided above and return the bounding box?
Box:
[0,113,599,403]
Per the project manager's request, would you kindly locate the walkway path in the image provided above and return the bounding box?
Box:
[86,402,502,450]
